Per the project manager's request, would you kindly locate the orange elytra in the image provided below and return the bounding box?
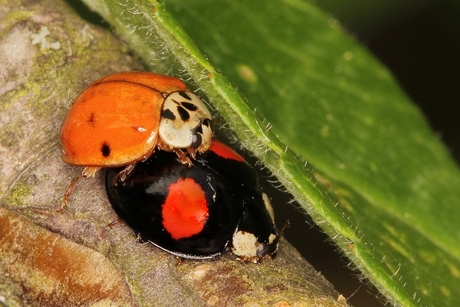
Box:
[59,71,212,210]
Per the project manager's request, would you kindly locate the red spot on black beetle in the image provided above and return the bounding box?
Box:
[162,178,209,239]
[209,140,245,162]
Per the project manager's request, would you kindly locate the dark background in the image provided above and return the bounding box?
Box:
[274,1,460,306]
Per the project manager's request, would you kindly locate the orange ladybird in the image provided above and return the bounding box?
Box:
[60,72,212,209]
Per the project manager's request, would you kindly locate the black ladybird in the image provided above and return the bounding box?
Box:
[105,139,279,261]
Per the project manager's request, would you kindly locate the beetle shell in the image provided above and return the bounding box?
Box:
[105,139,280,261]
[60,72,212,168]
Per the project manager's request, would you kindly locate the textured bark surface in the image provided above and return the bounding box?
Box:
[0,0,350,306]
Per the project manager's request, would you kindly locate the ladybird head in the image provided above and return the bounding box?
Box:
[230,192,280,262]
[159,91,212,153]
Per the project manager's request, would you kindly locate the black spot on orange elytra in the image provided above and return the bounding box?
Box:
[101,143,111,157]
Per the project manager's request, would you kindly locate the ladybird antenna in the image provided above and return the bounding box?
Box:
[279,220,290,237]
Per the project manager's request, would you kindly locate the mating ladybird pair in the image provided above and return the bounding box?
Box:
[60,72,279,262]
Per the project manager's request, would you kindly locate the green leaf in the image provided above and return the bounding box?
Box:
[80,0,460,306]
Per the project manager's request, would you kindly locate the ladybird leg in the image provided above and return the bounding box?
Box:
[156,140,173,152]
[82,166,101,178]
[186,147,198,160]
[114,164,135,185]
[174,148,193,167]
[156,140,193,166]
[106,215,123,228]
[59,166,101,212]
[59,175,82,212]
